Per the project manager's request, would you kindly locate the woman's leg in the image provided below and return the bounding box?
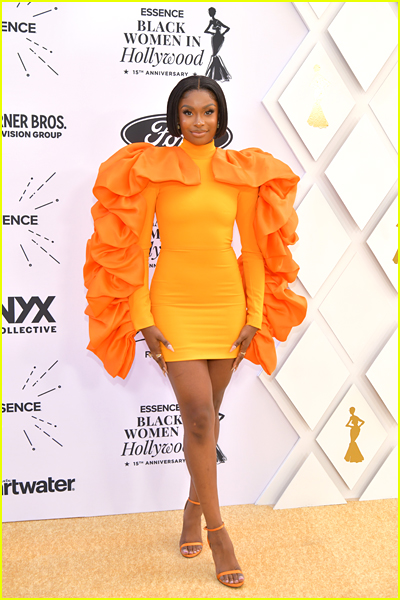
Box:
[188,357,234,503]
[168,359,243,585]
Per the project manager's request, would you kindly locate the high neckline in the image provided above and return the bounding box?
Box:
[179,138,216,159]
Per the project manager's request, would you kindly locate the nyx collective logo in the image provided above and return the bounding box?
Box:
[2,2,59,78]
[2,359,64,452]
[3,171,61,268]
[121,7,205,77]
[2,295,57,335]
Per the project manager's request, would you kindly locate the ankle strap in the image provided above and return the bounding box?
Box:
[204,522,225,532]
[188,498,200,506]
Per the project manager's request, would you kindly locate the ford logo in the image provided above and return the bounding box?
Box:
[121,113,233,148]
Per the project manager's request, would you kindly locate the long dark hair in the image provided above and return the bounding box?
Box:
[166,75,228,139]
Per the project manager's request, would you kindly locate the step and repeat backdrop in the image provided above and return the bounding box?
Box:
[2,2,397,522]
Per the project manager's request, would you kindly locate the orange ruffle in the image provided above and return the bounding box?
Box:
[84,143,306,378]
[84,143,200,378]
[213,147,307,374]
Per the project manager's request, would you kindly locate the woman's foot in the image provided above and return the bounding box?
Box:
[180,499,203,557]
[207,526,244,586]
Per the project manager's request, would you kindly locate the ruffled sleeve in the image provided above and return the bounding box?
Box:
[213,147,307,375]
[83,143,200,379]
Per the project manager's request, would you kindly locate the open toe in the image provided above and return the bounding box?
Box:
[179,498,203,559]
[204,523,244,588]
[217,570,244,588]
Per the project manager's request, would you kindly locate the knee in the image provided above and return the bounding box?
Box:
[185,405,215,440]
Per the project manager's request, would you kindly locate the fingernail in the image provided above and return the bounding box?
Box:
[167,344,174,352]
[230,345,236,352]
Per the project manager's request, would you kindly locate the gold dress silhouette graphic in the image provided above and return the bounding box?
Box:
[307,64,330,128]
[344,407,365,463]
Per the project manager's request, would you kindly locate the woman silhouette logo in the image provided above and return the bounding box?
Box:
[204,7,231,82]
[344,407,365,463]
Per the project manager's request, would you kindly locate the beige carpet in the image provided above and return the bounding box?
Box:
[2,499,398,598]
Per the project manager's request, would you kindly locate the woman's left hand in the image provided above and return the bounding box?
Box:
[230,324,259,372]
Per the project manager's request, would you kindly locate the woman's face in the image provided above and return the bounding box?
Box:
[178,89,218,146]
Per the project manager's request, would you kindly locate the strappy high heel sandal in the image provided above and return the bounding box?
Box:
[179,498,203,558]
[204,523,244,588]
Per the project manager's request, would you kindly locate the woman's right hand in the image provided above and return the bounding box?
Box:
[141,325,174,376]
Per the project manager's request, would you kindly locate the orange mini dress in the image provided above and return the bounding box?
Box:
[129,138,265,363]
[84,139,307,378]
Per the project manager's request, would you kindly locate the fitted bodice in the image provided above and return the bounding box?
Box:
[153,139,243,251]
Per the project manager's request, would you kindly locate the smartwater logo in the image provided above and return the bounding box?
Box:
[2,476,75,495]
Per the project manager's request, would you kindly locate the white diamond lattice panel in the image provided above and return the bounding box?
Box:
[276,323,349,430]
[367,199,398,291]
[370,65,398,152]
[317,385,387,489]
[260,2,397,509]
[325,116,397,230]
[274,452,346,509]
[278,43,355,160]
[292,185,351,297]
[366,329,398,422]
[328,2,398,91]
[360,446,398,501]
[309,3,330,19]
[319,253,395,361]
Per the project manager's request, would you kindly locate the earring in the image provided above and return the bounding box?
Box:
[177,123,181,130]
[217,121,220,127]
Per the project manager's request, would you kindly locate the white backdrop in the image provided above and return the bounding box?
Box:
[2,2,397,522]
[2,2,307,522]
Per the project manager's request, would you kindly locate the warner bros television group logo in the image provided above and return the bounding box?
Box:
[2,2,60,78]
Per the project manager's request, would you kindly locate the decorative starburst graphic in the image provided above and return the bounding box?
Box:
[20,360,63,451]
[5,3,59,78]
[17,172,61,267]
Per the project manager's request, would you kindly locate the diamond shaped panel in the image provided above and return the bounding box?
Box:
[309,3,330,19]
[328,2,398,91]
[317,385,387,488]
[274,453,346,509]
[319,253,394,361]
[292,185,351,297]
[367,199,398,291]
[325,116,397,230]
[276,323,349,430]
[278,43,355,160]
[366,329,398,422]
[360,446,398,501]
[370,66,398,152]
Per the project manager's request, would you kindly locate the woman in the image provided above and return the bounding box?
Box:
[204,7,231,82]
[344,407,365,463]
[84,76,307,588]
